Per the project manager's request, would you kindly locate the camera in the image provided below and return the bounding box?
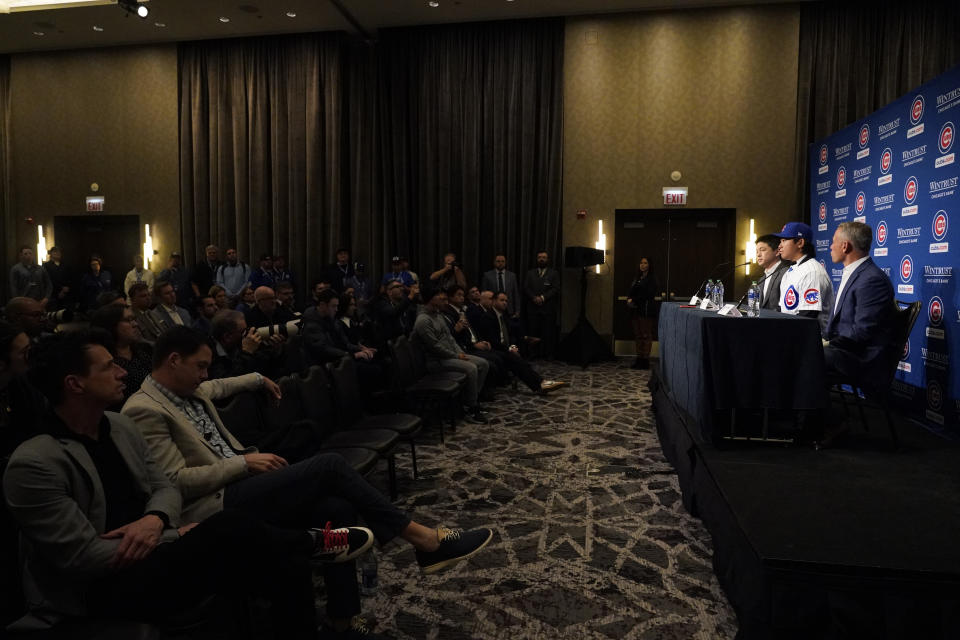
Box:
[44,308,73,324]
[255,319,301,339]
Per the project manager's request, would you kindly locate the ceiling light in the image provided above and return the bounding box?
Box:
[2,0,114,13]
[117,0,148,19]
[153,21,164,27]
[285,11,296,17]
[32,30,44,35]
[136,4,147,17]
[92,24,103,31]
[428,1,439,6]
[218,16,230,22]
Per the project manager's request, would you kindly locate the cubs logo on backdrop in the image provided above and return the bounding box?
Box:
[819,203,827,222]
[783,285,799,311]
[819,144,828,166]
[911,95,925,124]
[881,148,893,173]
[904,176,918,203]
[903,339,911,361]
[877,221,888,246]
[859,124,870,148]
[837,166,846,189]
[927,380,944,414]
[901,255,914,282]
[856,191,866,214]
[937,122,956,168]
[934,210,949,241]
[929,296,944,326]
[899,338,912,372]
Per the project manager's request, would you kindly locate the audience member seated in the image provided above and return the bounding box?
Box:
[381,255,416,287]
[246,285,295,329]
[79,255,113,312]
[412,286,489,423]
[480,254,522,317]
[190,244,221,300]
[465,285,483,314]
[193,295,219,335]
[325,248,355,293]
[208,309,284,380]
[344,263,374,309]
[368,278,418,348]
[4,297,51,343]
[150,281,192,329]
[472,291,565,395]
[123,254,155,296]
[441,285,505,385]
[5,330,353,638]
[129,283,166,344]
[9,245,52,307]
[89,304,153,406]
[429,252,467,293]
[43,246,74,312]
[309,277,333,308]
[158,252,192,309]
[120,327,494,633]
[249,253,277,290]
[234,284,256,314]
[215,247,251,301]
[302,289,384,390]
[275,280,300,315]
[337,293,365,345]
[209,284,229,311]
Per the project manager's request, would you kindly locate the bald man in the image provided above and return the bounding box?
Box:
[245,285,295,329]
[3,297,49,341]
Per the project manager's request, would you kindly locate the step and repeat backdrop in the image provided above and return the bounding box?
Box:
[809,64,960,435]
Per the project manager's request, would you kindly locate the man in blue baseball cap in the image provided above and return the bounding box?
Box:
[772,222,833,334]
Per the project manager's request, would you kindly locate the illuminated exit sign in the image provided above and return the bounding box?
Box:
[663,187,687,206]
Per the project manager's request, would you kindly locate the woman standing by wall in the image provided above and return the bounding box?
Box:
[627,257,658,370]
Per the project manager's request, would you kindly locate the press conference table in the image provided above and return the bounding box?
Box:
[657,302,828,442]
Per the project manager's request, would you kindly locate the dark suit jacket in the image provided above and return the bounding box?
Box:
[759,260,793,310]
[480,269,521,315]
[471,306,514,351]
[824,258,895,390]
[523,267,560,316]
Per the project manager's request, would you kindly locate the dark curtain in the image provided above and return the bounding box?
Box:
[375,19,565,280]
[793,1,960,216]
[178,19,565,295]
[1,55,10,301]
[179,34,345,296]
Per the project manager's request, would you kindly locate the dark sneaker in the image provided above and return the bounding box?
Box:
[464,408,488,424]
[415,526,494,574]
[310,522,374,564]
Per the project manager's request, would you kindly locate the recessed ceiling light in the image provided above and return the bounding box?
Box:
[219,16,230,23]
[428,1,439,6]
[154,21,166,27]
[33,31,44,36]
[92,25,103,31]
[285,11,296,18]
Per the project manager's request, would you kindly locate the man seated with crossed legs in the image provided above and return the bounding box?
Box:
[121,327,494,636]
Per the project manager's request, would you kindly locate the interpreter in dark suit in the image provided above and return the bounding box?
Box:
[523,251,560,359]
[626,257,658,370]
[823,221,895,393]
[480,254,522,317]
[3,331,323,636]
[755,234,793,310]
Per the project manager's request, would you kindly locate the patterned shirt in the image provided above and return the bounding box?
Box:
[147,375,240,459]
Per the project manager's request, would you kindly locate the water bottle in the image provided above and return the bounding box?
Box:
[360,549,378,596]
[704,280,714,305]
[747,281,758,317]
[715,280,724,307]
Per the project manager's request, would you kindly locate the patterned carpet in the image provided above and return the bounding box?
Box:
[346,360,737,639]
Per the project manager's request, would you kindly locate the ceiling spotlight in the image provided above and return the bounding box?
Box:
[118,0,149,19]
[219,16,230,23]
[154,21,165,27]
[428,1,439,6]
[33,31,44,36]
[285,11,296,18]
[92,25,103,31]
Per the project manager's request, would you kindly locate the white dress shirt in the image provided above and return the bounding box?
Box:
[833,256,869,315]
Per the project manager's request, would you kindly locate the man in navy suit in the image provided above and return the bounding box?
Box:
[823,221,895,393]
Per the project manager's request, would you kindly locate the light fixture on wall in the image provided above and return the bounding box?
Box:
[143,224,154,269]
[36,225,47,265]
[118,0,148,18]
[744,218,757,275]
[595,219,606,274]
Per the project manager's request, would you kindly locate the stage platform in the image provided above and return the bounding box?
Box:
[650,368,960,639]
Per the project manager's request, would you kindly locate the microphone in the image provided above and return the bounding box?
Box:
[736,270,772,308]
[692,261,734,299]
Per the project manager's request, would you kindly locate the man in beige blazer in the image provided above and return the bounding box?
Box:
[122,326,495,634]
[3,330,347,637]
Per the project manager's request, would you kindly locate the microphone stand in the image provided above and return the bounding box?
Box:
[736,270,771,308]
[692,261,733,301]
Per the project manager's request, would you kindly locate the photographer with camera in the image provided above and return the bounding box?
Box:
[429,252,468,294]
[245,286,295,329]
[208,309,286,380]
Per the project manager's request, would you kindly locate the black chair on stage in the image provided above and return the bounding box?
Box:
[327,357,424,479]
[388,336,462,443]
[831,299,922,449]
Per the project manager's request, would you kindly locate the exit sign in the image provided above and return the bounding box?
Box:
[86,196,104,213]
[663,187,687,206]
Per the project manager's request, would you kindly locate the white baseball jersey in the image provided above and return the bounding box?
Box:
[778,256,834,334]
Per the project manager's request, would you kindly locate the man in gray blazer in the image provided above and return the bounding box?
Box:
[2,330,350,636]
[480,254,522,317]
[755,234,793,311]
[149,281,192,329]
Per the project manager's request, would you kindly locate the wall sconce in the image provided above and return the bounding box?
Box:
[143,224,154,270]
[36,225,46,265]
[595,219,606,274]
[744,218,757,275]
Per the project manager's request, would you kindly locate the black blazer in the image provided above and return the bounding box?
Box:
[523,267,560,315]
[760,261,793,310]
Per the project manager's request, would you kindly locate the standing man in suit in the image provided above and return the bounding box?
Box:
[480,254,522,317]
[150,281,192,329]
[190,244,221,300]
[523,250,560,359]
[755,234,792,310]
[824,221,895,392]
[4,330,348,637]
